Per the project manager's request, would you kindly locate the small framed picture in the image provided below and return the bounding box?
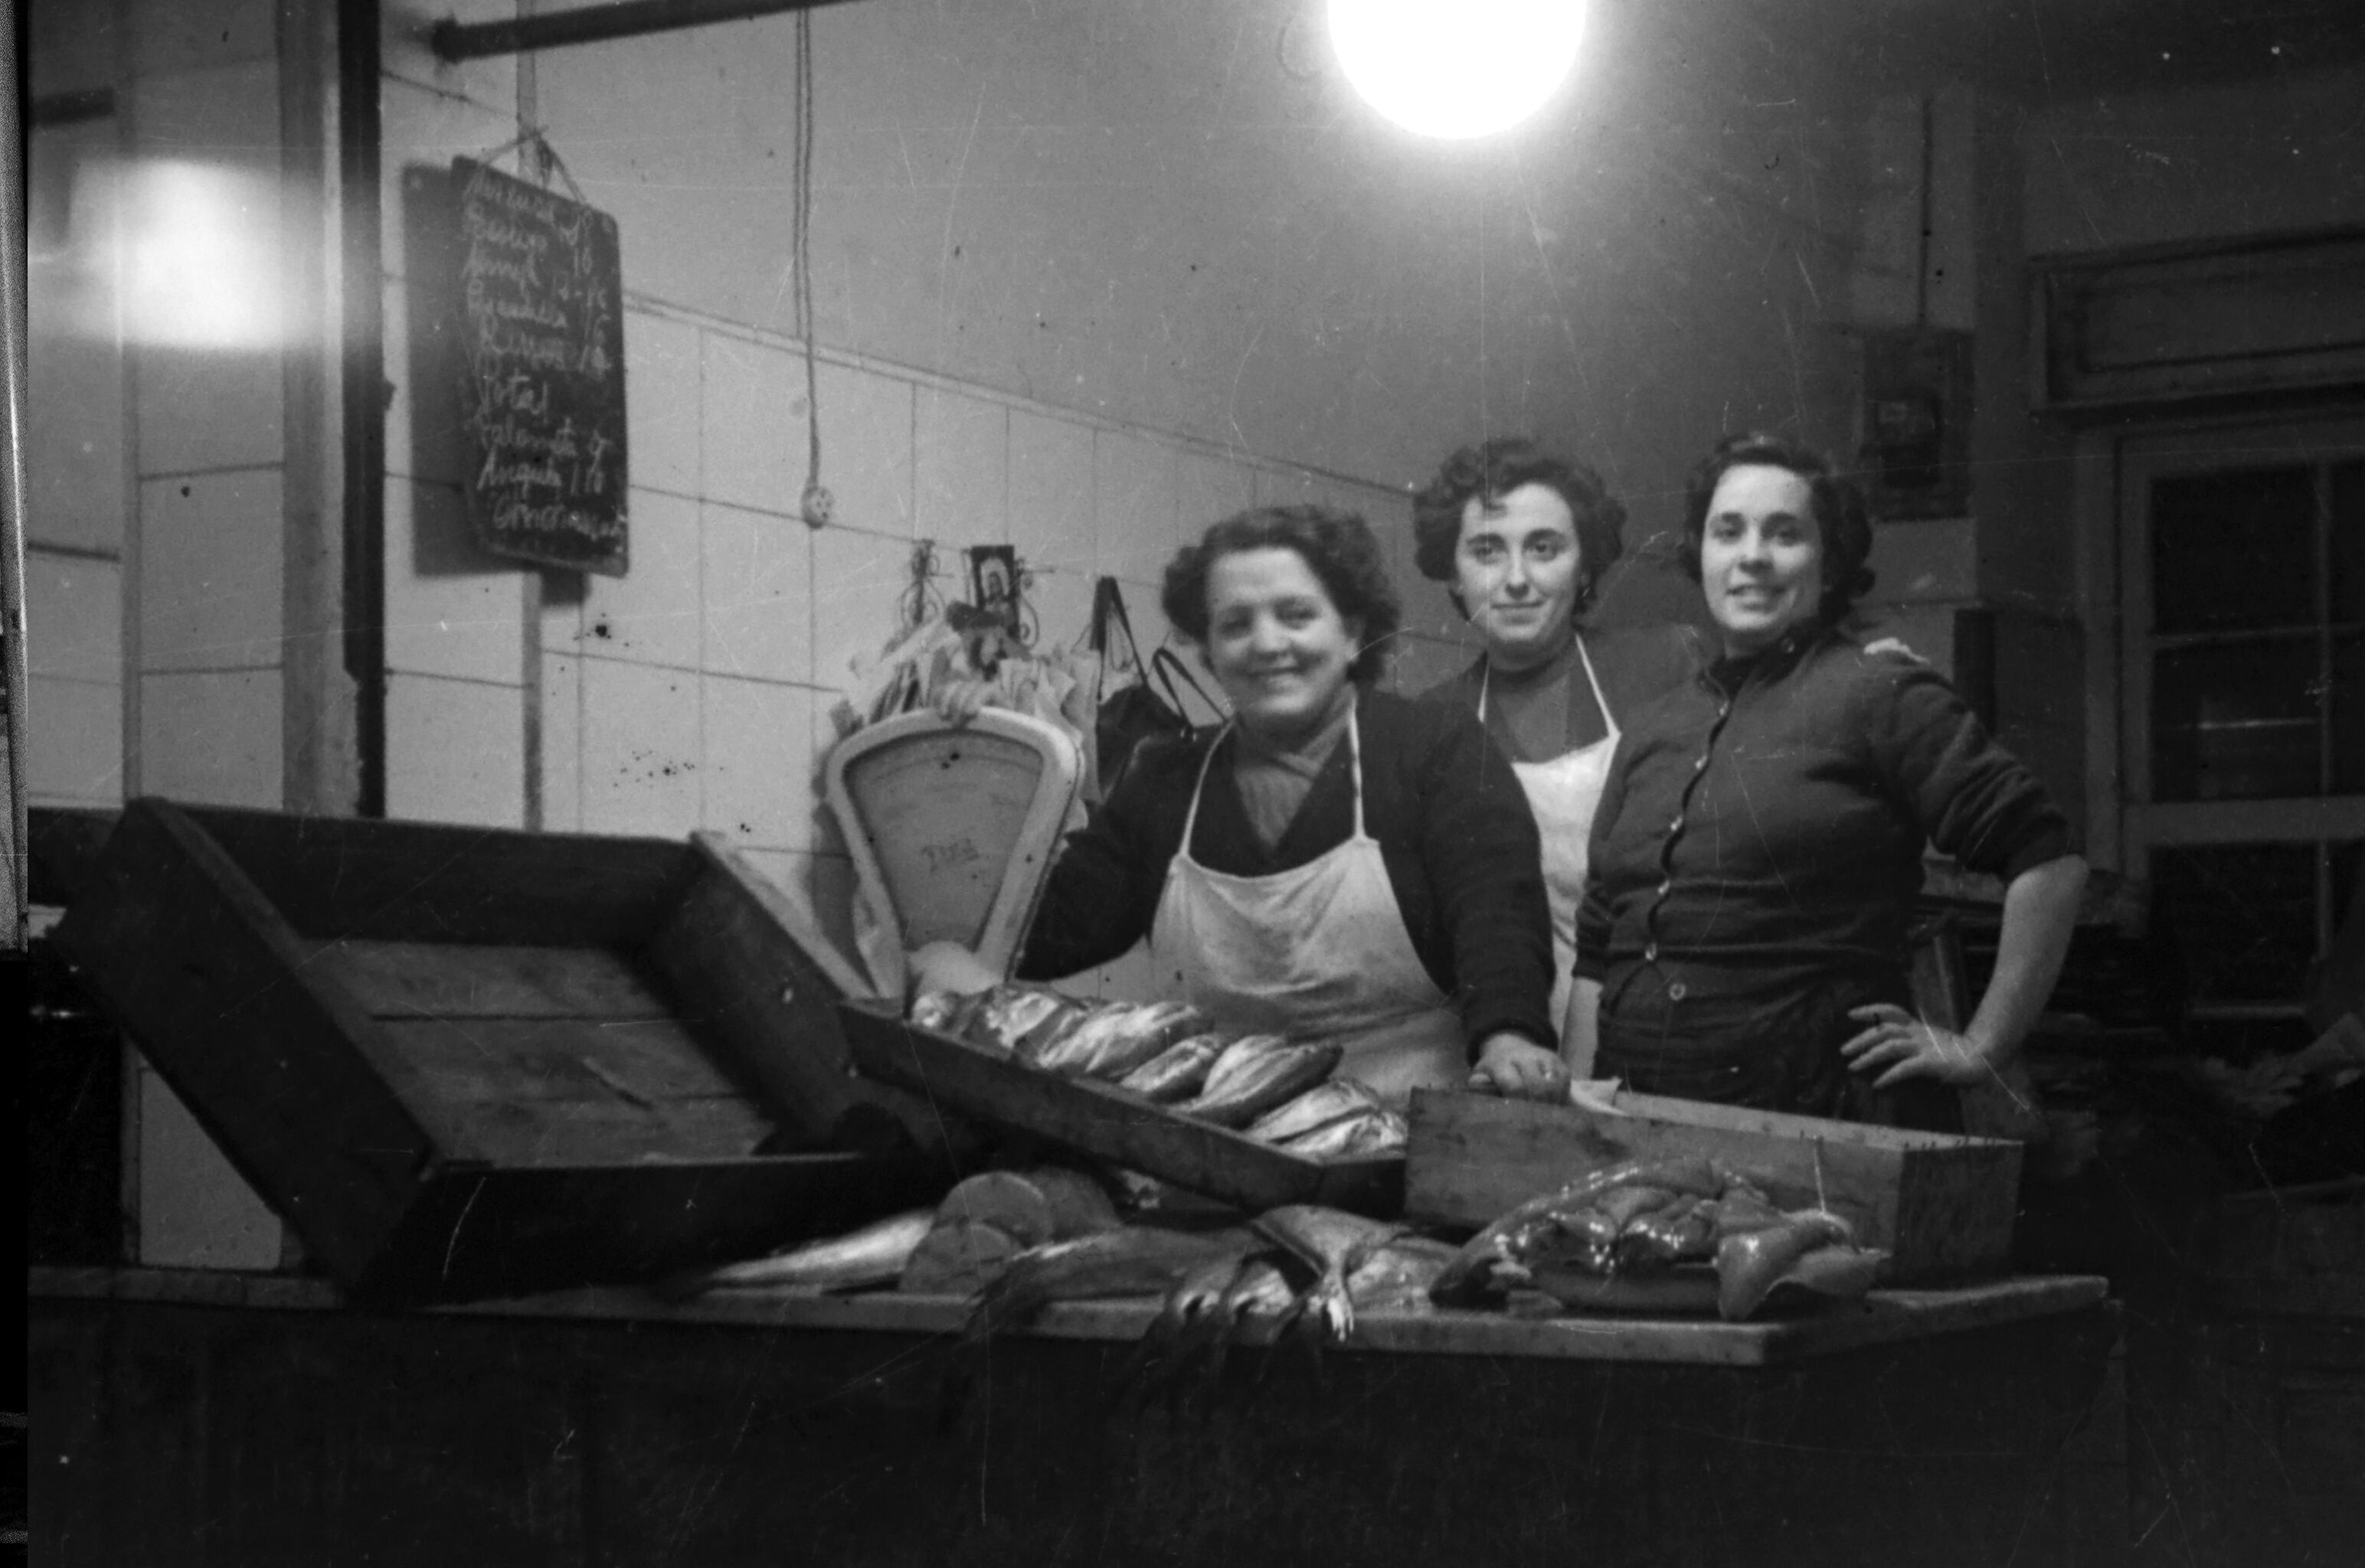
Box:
[967,544,1020,630]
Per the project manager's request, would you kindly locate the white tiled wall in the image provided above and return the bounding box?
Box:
[369,28,1444,978]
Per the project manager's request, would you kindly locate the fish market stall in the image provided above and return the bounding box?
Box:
[29,801,2119,1565]
[30,1259,2117,1566]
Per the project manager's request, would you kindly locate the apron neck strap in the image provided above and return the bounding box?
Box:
[1478,636,1618,740]
[1179,700,1368,854]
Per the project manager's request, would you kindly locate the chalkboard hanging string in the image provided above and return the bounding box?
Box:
[525,129,590,209]
[461,124,589,209]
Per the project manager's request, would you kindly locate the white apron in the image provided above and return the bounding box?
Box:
[1480,637,1621,1060]
[1150,706,1467,1109]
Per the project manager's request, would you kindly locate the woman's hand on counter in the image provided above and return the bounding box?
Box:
[1838,1002,1994,1088]
[1468,1033,1570,1102]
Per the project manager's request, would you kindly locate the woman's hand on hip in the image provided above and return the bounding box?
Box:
[1469,1033,1570,1102]
[1840,1002,1993,1088]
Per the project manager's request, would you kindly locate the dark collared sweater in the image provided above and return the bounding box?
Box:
[1019,688,1555,1056]
[1576,628,2075,983]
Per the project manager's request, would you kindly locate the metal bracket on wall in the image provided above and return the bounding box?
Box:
[431,0,864,61]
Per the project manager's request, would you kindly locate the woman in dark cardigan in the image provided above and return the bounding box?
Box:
[922,504,1565,1105]
[1572,435,2088,1128]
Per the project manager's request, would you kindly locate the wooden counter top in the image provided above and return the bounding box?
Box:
[28,1263,2106,1367]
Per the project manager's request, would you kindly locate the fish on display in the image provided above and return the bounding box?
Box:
[1716,1208,1858,1321]
[909,988,965,1032]
[961,1224,1261,1348]
[1345,1235,1457,1316]
[1030,999,1211,1079]
[1251,1204,1408,1341]
[656,1208,937,1302]
[1277,1108,1408,1161]
[1178,1039,1343,1129]
[1244,1079,1382,1145]
[965,985,1087,1057]
[1429,1157,1731,1306]
[1016,999,1131,1070]
[1115,1033,1227,1102]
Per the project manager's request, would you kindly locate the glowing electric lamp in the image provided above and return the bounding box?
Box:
[1327,0,1586,140]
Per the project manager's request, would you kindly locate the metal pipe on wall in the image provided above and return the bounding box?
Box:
[431,0,862,61]
[2,0,35,945]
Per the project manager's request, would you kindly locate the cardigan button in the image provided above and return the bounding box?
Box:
[1668,982,1688,1001]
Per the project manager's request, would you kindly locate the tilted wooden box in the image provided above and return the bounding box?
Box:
[54,799,950,1302]
[1406,1088,2023,1284]
[840,998,1405,1217]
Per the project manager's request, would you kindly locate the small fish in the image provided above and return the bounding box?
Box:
[909,988,965,1032]
[657,1208,937,1302]
[962,1225,1259,1347]
[1252,1204,1407,1341]
[1245,1079,1382,1145]
[1035,1000,1211,1079]
[965,985,1086,1056]
[1431,1157,1735,1307]
[1179,1041,1343,1129]
[1019,1000,1136,1070]
[1116,1033,1227,1102]
[1346,1236,1457,1316]
[1716,1210,1856,1321]
[1277,1108,1408,1162]
[1078,1000,1212,1079]
[1194,1034,1293,1097]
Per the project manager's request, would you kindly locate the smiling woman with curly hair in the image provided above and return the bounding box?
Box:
[918,502,1567,1106]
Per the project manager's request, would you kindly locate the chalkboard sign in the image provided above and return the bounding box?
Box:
[452,157,629,576]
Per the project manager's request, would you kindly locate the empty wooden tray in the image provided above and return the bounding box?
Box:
[54,799,950,1302]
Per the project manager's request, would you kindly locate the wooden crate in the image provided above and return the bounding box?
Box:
[840,999,1404,1217]
[1406,1088,2022,1284]
[54,799,953,1302]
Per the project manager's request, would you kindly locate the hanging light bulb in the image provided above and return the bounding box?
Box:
[1327,0,1587,140]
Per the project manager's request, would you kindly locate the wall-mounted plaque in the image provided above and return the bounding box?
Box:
[451,156,628,576]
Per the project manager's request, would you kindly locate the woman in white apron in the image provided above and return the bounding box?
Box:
[924,504,1565,1106]
[1409,439,1703,1072]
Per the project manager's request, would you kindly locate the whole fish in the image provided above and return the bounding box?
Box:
[962,1225,1260,1346]
[1019,1000,1136,1070]
[1245,1079,1382,1145]
[1179,1041,1343,1129]
[657,1208,936,1302]
[966,985,1086,1057]
[1035,999,1210,1080]
[909,988,966,1032]
[1716,1209,1855,1321]
[1277,1108,1408,1162]
[1346,1235,1457,1316]
[1116,1033,1227,1102]
[1431,1157,1734,1306]
[1252,1204,1407,1341]
[1194,1034,1293,1097]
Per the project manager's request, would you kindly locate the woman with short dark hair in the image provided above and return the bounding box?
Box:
[926,504,1565,1105]
[1411,438,1700,1055]
[1572,434,2087,1127]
